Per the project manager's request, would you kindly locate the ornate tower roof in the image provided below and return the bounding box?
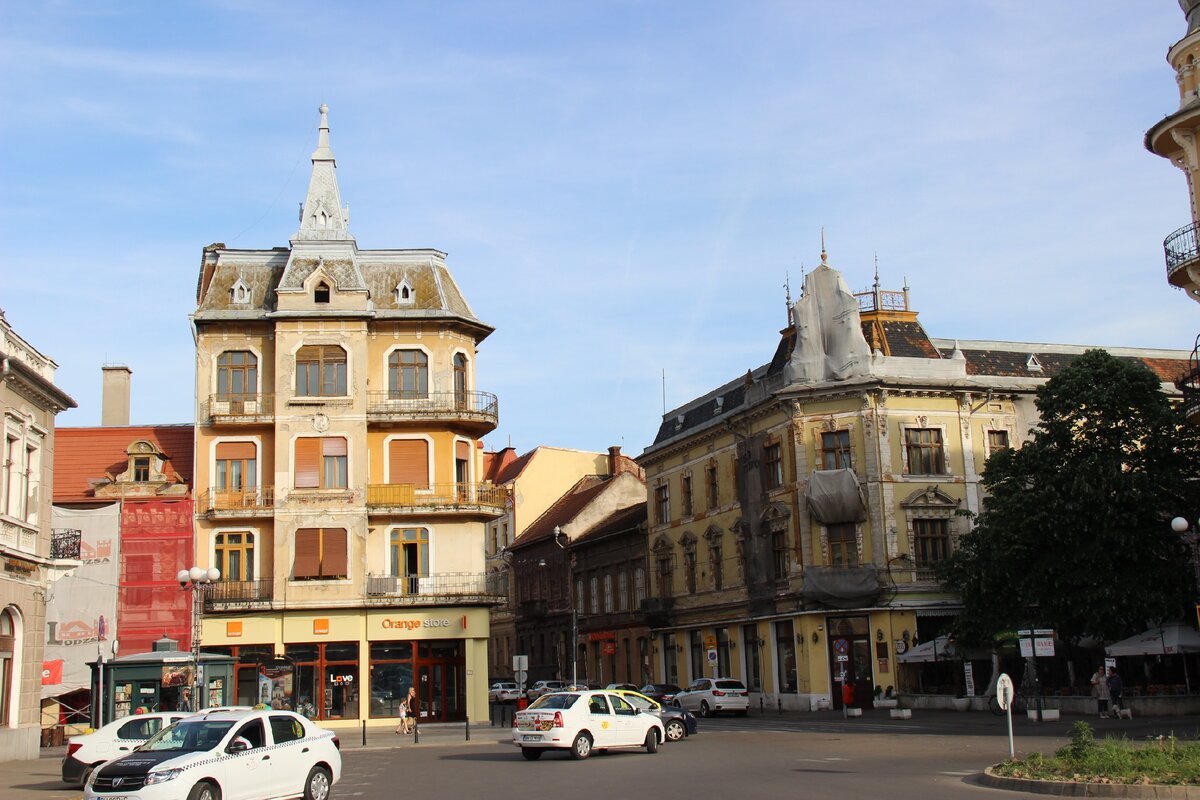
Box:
[295,104,352,243]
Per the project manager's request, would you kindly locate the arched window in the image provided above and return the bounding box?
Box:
[314,281,330,303]
[453,353,468,407]
[217,351,258,400]
[295,346,346,397]
[388,350,428,400]
[0,609,16,726]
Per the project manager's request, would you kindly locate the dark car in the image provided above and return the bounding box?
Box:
[614,690,699,742]
[639,683,682,705]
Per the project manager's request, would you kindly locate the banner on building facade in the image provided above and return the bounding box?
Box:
[42,504,121,698]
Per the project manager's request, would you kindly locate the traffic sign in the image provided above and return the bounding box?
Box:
[706,648,718,664]
[704,635,717,650]
[996,673,1013,711]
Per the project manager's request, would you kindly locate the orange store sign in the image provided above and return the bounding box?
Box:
[313,619,330,635]
[226,621,243,638]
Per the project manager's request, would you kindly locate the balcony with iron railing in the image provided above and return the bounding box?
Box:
[1164,222,1200,289]
[200,488,276,518]
[50,529,82,560]
[1180,333,1200,423]
[364,572,505,606]
[366,390,498,432]
[203,579,275,611]
[366,482,508,516]
[202,393,275,425]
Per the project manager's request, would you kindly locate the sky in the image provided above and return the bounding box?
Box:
[1,1,1197,457]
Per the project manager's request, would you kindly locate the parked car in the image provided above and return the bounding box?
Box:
[610,689,699,742]
[605,683,640,692]
[63,711,189,787]
[84,708,341,800]
[639,683,683,705]
[489,681,521,703]
[512,689,665,760]
[525,679,568,701]
[673,678,749,717]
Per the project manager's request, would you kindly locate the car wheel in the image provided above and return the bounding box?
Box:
[664,719,686,742]
[521,747,543,761]
[78,764,96,788]
[188,781,221,800]
[644,729,659,754]
[570,732,593,760]
[304,766,332,800]
[699,700,712,718]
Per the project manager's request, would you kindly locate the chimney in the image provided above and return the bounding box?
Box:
[101,365,132,426]
[608,445,624,476]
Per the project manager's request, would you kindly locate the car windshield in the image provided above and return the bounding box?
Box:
[622,694,659,711]
[715,680,746,690]
[646,684,680,693]
[138,720,235,753]
[528,693,579,710]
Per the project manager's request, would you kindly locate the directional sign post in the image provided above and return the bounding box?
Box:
[996,673,1015,758]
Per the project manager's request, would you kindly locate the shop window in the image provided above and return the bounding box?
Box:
[742,624,762,691]
[293,528,347,580]
[388,350,428,400]
[286,642,359,721]
[295,345,346,397]
[775,620,797,693]
[369,641,414,718]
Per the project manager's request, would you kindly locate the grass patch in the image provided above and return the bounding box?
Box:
[991,721,1200,786]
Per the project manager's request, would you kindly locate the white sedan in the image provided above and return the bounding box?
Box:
[85,708,341,800]
[512,690,665,760]
[62,711,189,787]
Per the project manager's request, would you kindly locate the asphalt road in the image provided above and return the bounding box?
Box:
[340,725,1061,800]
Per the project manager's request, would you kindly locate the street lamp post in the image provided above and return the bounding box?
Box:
[178,566,220,711]
[552,526,578,688]
[1172,516,1200,590]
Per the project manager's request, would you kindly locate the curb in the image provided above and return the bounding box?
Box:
[980,767,1200,798]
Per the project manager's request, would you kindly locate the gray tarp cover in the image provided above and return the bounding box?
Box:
[802,566,880,609]
[805,468,867,524]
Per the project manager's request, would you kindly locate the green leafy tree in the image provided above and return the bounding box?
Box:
[940,349,1200,645]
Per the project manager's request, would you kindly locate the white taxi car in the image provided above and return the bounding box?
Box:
[63,711,189,787]
[84,708,341,800]
[512,689,665,760]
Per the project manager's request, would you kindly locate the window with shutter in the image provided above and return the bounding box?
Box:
[321,529,348,578]
[388,439,429,489]
[294,529,321,578]
[295,439,321,489]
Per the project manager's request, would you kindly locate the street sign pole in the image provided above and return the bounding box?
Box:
[996,673,1015,759]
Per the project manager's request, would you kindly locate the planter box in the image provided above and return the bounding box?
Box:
[890,708,913,720]
[845,707,862,717]
[952,698,971,712]
[1027,708,1059,721]
[873,699,899,709]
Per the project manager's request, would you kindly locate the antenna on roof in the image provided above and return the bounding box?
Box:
[662,369,667,415]
[784,271,792,326]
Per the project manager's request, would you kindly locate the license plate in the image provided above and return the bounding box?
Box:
[523,734,543,742]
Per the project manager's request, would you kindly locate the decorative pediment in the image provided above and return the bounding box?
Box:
[651,534,673,554]
[679,531,697,550]
[900,485,960,511]
[703,524,723,543]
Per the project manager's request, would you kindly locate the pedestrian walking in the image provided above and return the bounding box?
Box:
[403,687,418,734]
[1107,666,1124,716]
[1090,666,1108,718]
[394,698,408,734]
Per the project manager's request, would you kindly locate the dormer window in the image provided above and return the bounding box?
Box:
[314,281,331,304]
[229,279,251,305]
[1026,354,1043,372]
[395,279,414,305]
[132,457,151,483]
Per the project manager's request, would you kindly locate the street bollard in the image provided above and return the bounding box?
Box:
[466,717,471,741]
[778,698,783,714]
[414,720,419,745]
[490,703,495,727]
[361,719,366,747]
[759,696,764,715]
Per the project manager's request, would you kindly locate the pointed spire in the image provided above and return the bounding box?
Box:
[873,253,880,289]
[820,227,828,265]
[295,104,352,242]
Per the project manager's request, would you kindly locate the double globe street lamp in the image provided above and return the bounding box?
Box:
[178,566,221,711]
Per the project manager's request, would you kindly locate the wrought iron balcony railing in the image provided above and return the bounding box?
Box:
[366,390,498,426]
[201,488,276,516]
[203,393,275,423]
[50,529,82,560]
[1180,333,1200,423]
[1164,221,1200,283]
[366,482,508,513]
[203,579,274,609]
[365,572,505,604]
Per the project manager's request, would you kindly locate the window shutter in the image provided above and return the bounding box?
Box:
[295,439,321,488]
[216,441,257,460]
[321,528,348,578]
[294,529,320,578]
[389,440,429,489]
[455,440,470,461]
[322,437,348,457]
